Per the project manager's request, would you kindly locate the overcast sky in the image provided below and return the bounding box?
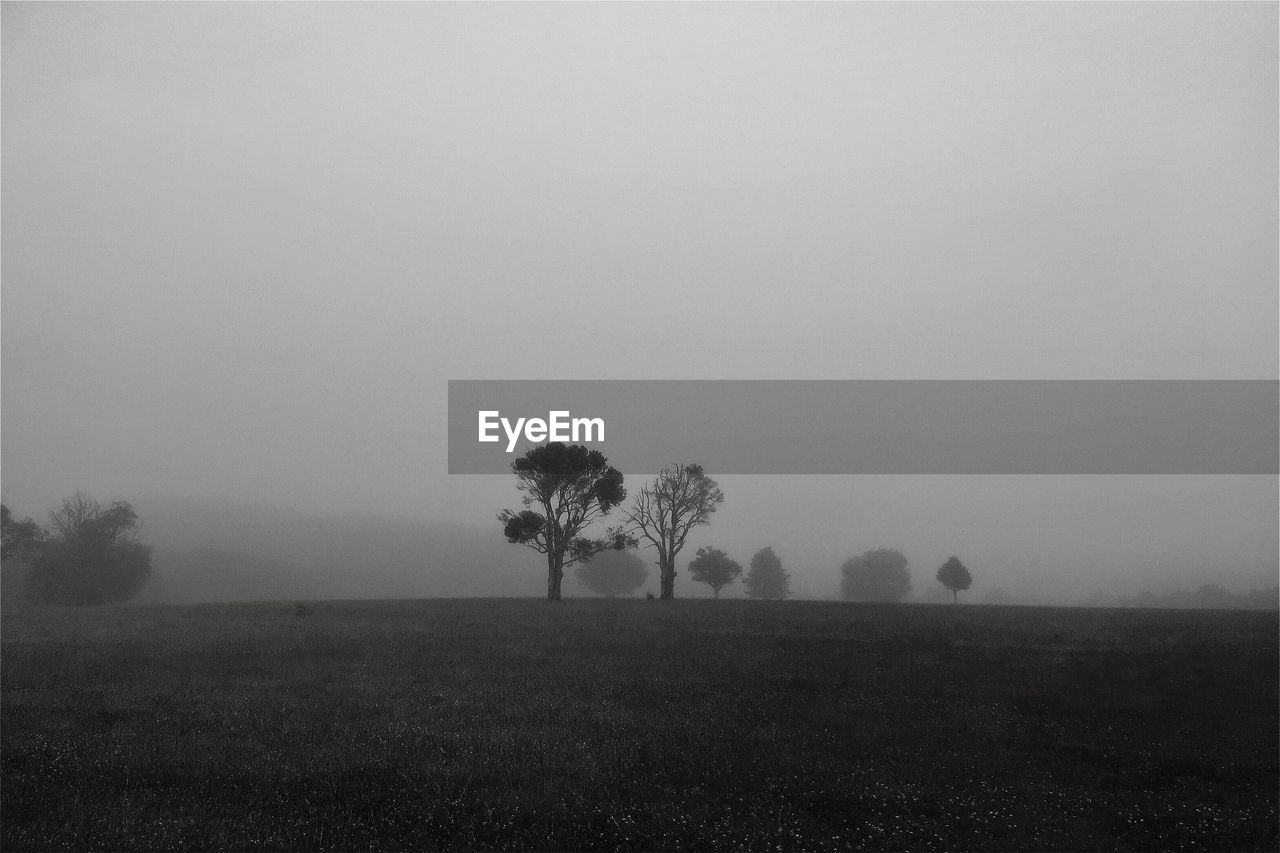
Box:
[3,3,1276,599]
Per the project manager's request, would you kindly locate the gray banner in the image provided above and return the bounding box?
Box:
[448,380,1278,475]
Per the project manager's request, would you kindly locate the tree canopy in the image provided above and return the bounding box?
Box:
[626,463,724,600]
[498,442,632,601]
[744,546,790,600]
[574,548,650,597]
[841,549,912,602]
[687,546,742,598]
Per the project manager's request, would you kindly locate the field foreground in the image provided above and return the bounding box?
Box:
[2,598,1277,851]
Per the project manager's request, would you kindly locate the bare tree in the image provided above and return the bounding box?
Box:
[626,463,724,600]
[46,492,99,541]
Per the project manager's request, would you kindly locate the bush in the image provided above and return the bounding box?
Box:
[841,549,911,602]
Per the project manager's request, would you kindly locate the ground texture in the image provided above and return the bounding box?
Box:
[2,598,1277,850]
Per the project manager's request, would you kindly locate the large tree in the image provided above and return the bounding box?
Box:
[744,546,790,600]
[499,442,631,601]
[574,548,650,598]
[626,463,724,600]
[936,556,972,603]
[13,494,153,606]
[687,546,742,598]
[841,549,912,602]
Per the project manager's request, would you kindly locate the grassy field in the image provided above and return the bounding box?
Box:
[2,598,1276,851]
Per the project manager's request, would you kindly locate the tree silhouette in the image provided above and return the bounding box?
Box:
[688,546,742,598]
[627,463,724,600]
[1,503,44,560]
[936,556,972,603]
[841,549,912,602]
[15,493,152,606]
[744,546,790,600]
[498,443,632,601]
[574,548,649,598]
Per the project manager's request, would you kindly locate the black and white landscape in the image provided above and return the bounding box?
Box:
[2,3,1276,850]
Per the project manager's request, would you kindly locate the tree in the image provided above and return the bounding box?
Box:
[2,503,44,560]
[687,546,742,598]
[17,493,152,606]
[626,463,724,600]
[2,503,46,610]
[841,549,911,602]
[574,548,650,598]
[936,556,972,603]
[744,546,790,600]
[499,443,632,601]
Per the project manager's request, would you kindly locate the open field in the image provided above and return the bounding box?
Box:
[2,598,1277,851]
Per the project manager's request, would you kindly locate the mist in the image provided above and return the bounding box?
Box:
[3,3,1276,608]
[4,476,1265,608]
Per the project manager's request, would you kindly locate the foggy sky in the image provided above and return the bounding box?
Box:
[3,3,1276,600]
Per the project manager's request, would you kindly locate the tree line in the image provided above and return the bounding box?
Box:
[500,442,974,602]
[2,444,976,607]
[575,544,793,600]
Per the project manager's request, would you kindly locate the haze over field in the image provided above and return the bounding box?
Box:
[3,4,1276,604]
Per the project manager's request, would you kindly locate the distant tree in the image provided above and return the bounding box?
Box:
[20,493,152,606]
[744,546,790,600]
[626,463,724,600]
[574,548,650,598]
[499,443,632,601]
[2,503,46,610]
[1083,584,1279,611]
[1193,583,1233,608]
[1246,586,1280,610]
[936,556,972,603]
[687,546,742,598]
[2,503,44,560]
[841,549,911,602]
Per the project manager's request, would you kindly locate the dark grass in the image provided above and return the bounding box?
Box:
[2,598,1276,851]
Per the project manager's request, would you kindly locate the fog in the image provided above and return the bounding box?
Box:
[3,4,1276,606]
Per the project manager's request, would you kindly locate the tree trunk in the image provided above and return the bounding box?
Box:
[659,556,675,600]
[547,552,564,601]
[952,589,957,604]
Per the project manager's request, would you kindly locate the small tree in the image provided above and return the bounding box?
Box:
[744,546,790,600]
[627,463,724,600]
[841,549,911,602]
[574,548,650,598]
[499,443,632,601]
[687,546,742,598]
[18,493,153,606]
[936,556,972,603]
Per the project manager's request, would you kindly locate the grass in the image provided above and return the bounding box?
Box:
[2,598,1277,851]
